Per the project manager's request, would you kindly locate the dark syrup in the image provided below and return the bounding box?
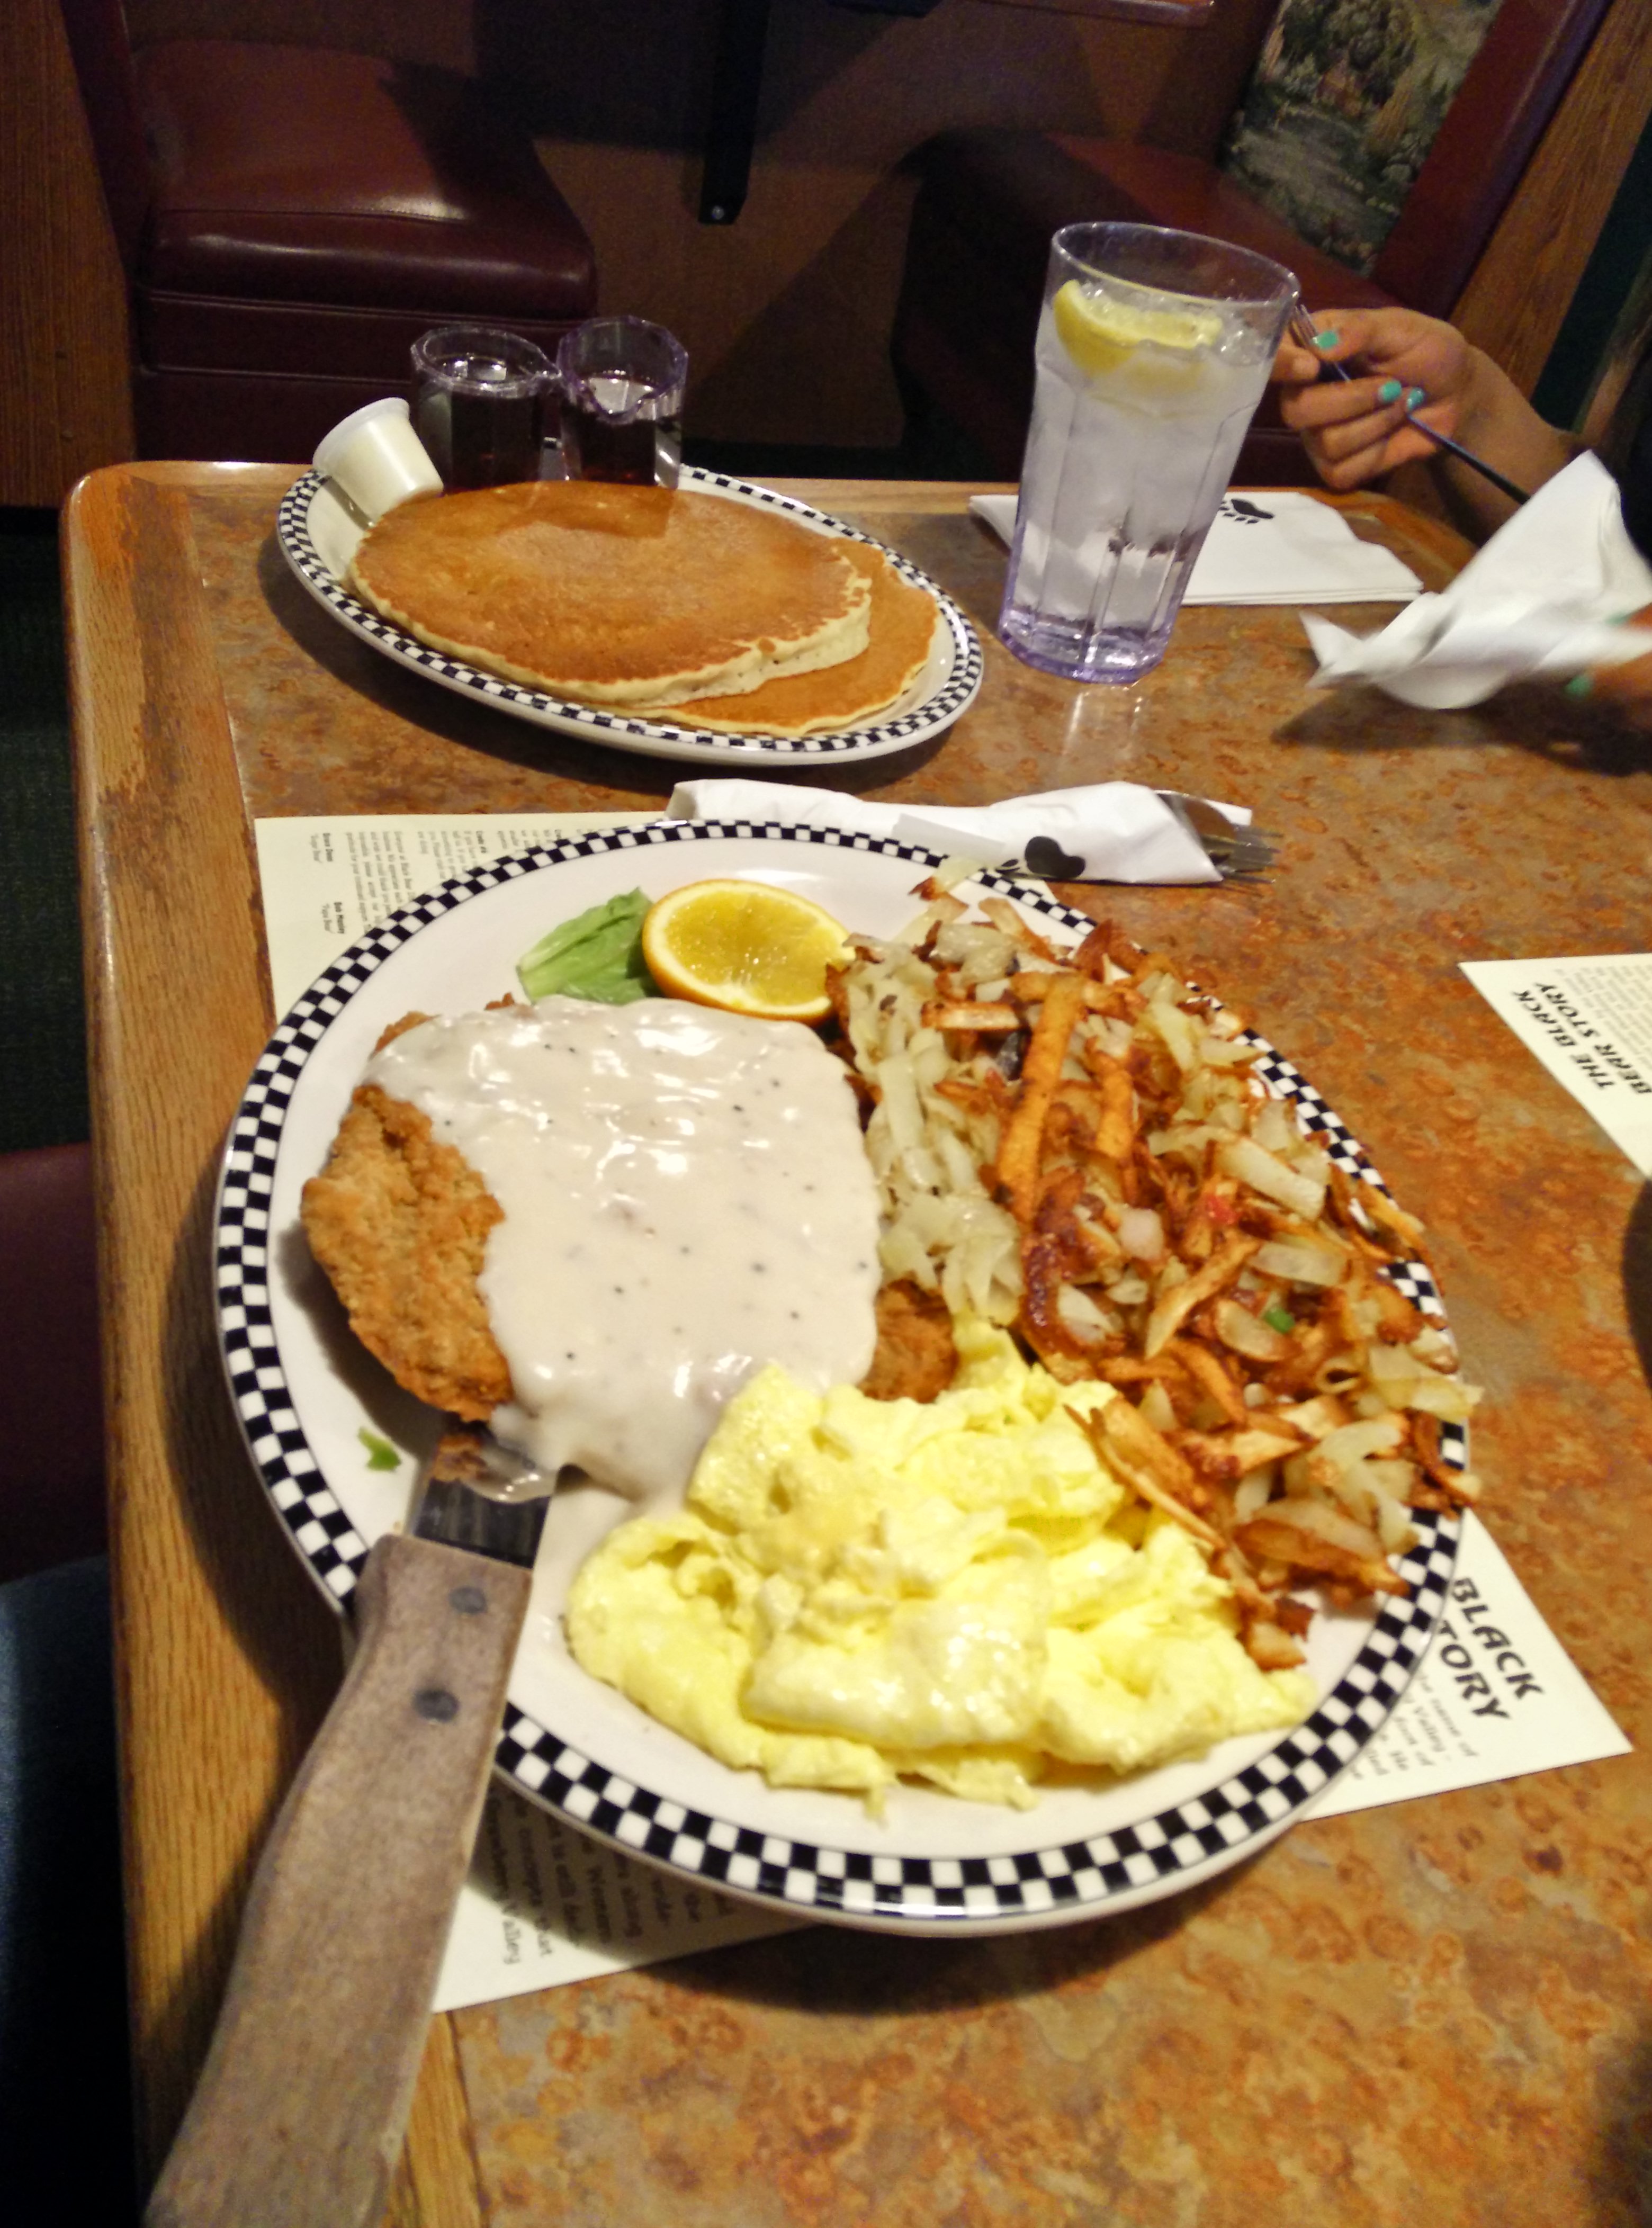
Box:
[416,386,544,490]
[559,403,665,486]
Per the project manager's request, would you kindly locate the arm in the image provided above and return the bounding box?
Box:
[1272,308,1576,540]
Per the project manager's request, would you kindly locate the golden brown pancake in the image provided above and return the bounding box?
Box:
[651,543,939,735]
[349,480,871,707]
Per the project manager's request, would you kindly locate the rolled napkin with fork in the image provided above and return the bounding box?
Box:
[1302,454,1652,710]
[664,779,1252,885]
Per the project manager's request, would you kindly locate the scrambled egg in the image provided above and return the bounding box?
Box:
[565,1321,1314,1810]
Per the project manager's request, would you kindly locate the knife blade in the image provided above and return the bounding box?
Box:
[147,1434,551,2228]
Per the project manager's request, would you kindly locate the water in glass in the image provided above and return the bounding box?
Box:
[1000,226,1294,686]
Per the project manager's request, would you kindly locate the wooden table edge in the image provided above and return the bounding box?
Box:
[62,463,483,2225]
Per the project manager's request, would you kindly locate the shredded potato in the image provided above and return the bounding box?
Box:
[829,899,1482,1669]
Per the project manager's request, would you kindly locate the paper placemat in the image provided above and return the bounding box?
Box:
[428,1505,1626,2014]
[968,489,1423,605]
[432,1791,798,2011]
[1462,953,1652,1175]
[1308,1512,1626,1820]
[254,813,644,1016]
[253,814,1630,2011]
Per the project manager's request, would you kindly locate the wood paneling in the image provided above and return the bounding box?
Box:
[120,0,1272,450]
[523,0,1276,445]
[1454,0,1652,396]
[0,0,134,507]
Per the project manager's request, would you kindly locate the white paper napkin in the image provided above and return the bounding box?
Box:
[1301,453,1652,709]
[969,490,1422,606]
[665,779,1249,885]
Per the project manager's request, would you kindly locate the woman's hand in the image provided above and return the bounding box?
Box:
[1272,307,1577,534]
[1575,605,1652,725]
[1271,308,1477,489]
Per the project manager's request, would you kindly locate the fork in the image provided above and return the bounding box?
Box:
[1287,305,1531,508]
[1156,792,1278,880]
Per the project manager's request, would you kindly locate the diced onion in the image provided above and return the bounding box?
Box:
[1148,1124,1226,1158]
[1252,1237,1348,1288]
[1200,1034,1262,1066]
[1312,1416,1406,1471]
[1139,1381,1178,1433]
[1234,1472,1275,1522]
[1404,1374,1480,1423]
[930,857,980,894]
[1252,1097,1298,1155]
[1217,1135,1327,1222]
[1144,997,1201,1074]
[1056,1285,1119,1346]
[1116,1207,1165,1263]
[1266,1496,1382,1559]
[1213,1298,1290,1363]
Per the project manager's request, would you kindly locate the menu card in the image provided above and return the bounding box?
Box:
[432,1792,797,2011]
[1308,1512,1627,1818]
[1462,953,1652,1176]
[253,814,1631,2014]
[254,813,643,1016]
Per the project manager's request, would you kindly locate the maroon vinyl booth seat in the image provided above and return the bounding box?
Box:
[60,5,598,463]
[892,0,1611,485]
[0,1145,105,1585]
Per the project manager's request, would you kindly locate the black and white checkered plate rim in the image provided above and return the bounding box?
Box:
[276,465,983,762]
[217,823,1465,1928]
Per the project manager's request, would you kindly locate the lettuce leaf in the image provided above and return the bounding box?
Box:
[516,890,656,1004]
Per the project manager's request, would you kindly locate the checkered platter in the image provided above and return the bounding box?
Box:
[276,465,983,768]
[217,825,1463,1936]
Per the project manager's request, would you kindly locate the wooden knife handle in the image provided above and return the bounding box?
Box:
[146,1532,532,2228]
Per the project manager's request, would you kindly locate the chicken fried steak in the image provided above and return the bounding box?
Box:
[299,1004,919,1448]
[861,1280,959,1403]
[300,1053,512,1422]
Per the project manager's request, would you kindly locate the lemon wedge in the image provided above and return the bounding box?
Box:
[1051,278,1225,379]
[641,879,850,1022]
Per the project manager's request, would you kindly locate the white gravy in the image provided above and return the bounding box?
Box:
[365,998,880,1505]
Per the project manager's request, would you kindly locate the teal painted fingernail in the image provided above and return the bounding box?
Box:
[1566,672,1594,698]
[1378,379,1402,404]
[1312,329,1340,350]
[1405,386,1426,410]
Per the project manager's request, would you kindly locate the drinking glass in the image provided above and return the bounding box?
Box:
[411,326,551,490]
[999,223,1297,686]
[556,317,688,488]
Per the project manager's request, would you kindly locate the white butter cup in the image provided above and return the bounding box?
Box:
[313,398,443,523]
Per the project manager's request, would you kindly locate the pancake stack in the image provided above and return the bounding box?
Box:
[348,480,937,734]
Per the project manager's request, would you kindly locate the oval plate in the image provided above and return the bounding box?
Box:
[276,468,983,768]
[216,825,1462,1935]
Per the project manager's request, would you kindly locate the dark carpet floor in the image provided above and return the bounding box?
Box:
[0,514,131,2216]
[0,507,88,1155]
